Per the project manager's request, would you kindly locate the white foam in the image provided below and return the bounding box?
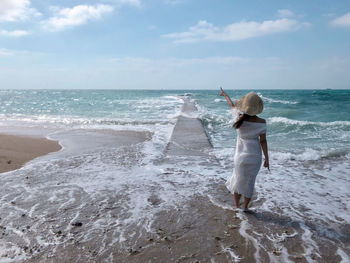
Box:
[271,147,350,162]
[0,241,27,263]
[269,117,350,127]
[300,224,320,263]
[208,195,234,211]
[257,93,298,105]
[219,243,243,262]
[337,248,350,263]
[162,95,184,103]
[266,231,297,243]
[179,111,200,119]
[236,212,262,262]
[271,148,321,161]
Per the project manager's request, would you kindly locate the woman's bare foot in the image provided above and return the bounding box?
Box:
[243,207,256,214]
[243,197,251,210]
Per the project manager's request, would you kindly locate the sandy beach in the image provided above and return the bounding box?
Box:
[0,134,61,174]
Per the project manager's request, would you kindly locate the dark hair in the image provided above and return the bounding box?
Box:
[233,114,249,129]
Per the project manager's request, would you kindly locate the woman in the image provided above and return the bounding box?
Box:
[220,88,269,212]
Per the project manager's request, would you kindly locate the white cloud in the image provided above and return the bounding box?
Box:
[42,4,114,31]
[163,18,309,43]
[330,12,350,27]
[277,9,295,18]
[0,0,40,22]
[0,29,29,37]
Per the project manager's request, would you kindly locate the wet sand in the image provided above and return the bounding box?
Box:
[0,134,61,174]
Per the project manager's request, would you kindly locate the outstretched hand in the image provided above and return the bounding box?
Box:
[220,87,235,108]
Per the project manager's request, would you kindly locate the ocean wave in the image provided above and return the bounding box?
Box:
[271,148,350,162]
[257,93,298,105]
[168,111,200,119]
[268,117,350,127]
[162,95,184,102]
[0,115,174,127]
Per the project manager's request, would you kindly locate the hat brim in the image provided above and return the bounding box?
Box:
[234,99,263,116]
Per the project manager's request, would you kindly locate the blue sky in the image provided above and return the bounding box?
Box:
[0,0,350,89]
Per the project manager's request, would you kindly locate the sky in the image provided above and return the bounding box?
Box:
[0,0,350,89]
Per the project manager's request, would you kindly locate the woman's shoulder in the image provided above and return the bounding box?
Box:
[255,117,266,123]
[245,116,266,123]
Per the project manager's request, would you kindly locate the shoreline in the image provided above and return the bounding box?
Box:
[0,133,62,174]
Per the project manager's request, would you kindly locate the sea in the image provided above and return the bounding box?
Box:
[0,89,349,262]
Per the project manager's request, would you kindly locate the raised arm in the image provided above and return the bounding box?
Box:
[259,133,270,171]
[219,87,235,109]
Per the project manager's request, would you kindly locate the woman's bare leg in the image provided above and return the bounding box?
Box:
[234,193,241,208]
[243,197,251,211]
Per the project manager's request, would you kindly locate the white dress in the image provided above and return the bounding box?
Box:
[225,109,267,198]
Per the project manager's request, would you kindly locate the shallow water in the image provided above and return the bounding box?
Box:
[0,89,349,262]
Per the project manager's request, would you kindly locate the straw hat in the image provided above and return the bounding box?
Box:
[235,92,263,116]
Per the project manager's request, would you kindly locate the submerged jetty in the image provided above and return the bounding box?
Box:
[164,97,214,160]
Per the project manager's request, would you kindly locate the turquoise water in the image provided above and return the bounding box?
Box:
[0,89,349,160]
